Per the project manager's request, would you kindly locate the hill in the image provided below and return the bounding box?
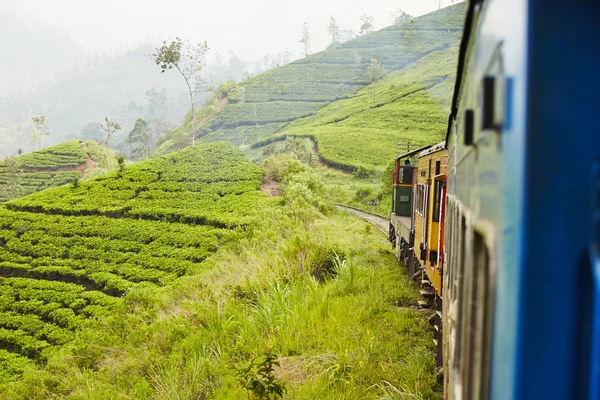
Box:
[272,44,458,172]
[0,44,194,157]
[0,142,269,383]
[0,141,119,203]
[154,3,466,157]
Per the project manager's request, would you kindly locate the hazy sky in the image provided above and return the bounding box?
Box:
[3,0,458,60]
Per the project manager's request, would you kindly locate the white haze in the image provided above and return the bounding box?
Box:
[3,0,457,60]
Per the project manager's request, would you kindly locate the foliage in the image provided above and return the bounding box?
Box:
[365,57,388,82]
[154,3,466,158]
[151,37,210,147]
[100,117,121,147]
[327,16,340,44]
[280,44,459,172]
[128,118,150,160]
[359,15,374,35]
[30,116,50,150]
[0,142,268,384]
[0,157,22,201]
[232,350,286,399]
[80,122,104,143]
[0,141,121,203]
[0,141,87,203]
[202,101,326,132]
[116,154,125,171]
[0,189,441,398]
[390,8,413,25]
[299,22,311,57]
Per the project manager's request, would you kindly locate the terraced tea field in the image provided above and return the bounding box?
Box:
[0,141,106,203]
[0,142,269,383]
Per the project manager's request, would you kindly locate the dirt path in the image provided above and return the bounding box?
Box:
[334,203,388,236]
[261,178,281,197]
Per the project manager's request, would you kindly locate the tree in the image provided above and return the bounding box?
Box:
[279,48,293,65]
[339,29,357,43]
[151,37,209,147]
[1,157,22,200]
[100,116,121,147]
[328,16,340,44]
[80,122,104,142]
[147,117,175,147]
[299,22,311,57]
[128,118,150,160]
[390,8,412,25]
[227,50,246,80]
[359,15,374,35]
[230,84,246,104]
[145,88,168,117]
[366,57,387,82]
[30,116,50,150]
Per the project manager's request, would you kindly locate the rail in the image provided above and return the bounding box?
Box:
[334,203,389,236]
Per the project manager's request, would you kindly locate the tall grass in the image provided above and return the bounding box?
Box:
[0,160,440,399]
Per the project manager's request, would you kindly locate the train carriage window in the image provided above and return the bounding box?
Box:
[416,184,426,216]
[432,180,443,222]
[454,215,467,371]
[472,230,493,400]
[482,76,496,130]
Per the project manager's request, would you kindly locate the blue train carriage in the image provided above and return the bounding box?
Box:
[443,0,599,399]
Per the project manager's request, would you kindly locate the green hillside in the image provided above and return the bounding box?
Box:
[155,3,466,154]
[274,44,458,172]
[0,142,268,383]
[0,141,119,203]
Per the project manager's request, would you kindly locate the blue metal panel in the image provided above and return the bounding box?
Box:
[590,163,600,400]
[517,1,600,399]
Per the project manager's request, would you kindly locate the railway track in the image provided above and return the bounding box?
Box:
[334,203,388,235]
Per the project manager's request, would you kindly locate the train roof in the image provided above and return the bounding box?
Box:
[418,141,446,158]
[445,0,477,144]
[395,144,434,161]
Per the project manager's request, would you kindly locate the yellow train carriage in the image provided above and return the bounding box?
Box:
[413,142,447,296]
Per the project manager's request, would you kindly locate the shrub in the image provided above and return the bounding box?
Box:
[262,155,308,183]
[308,245,346,282]
[231,350,286,399]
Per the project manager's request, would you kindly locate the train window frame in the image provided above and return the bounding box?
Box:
[432,179,443,222]
[469,219,496,400]
[415,184,426,217]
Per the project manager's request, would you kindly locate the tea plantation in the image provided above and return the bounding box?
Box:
[154,3,466,154]
[0,142,268,383]
[275,44,459,172]
[0,141,113,203]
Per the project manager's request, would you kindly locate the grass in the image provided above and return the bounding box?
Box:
[0,155,441,399]
[0,142,269,386]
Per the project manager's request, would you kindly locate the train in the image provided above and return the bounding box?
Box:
[388,1,600,399]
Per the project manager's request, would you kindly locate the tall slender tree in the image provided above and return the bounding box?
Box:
[128,118,150,160]
[299,23,312,57]
[151,37,209,147]
[1,156,22,200]
[328,16,340,44]
[100,116,121,147]
[30,116,50,150]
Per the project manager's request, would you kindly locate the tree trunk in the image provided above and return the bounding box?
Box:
[188,86,195,147]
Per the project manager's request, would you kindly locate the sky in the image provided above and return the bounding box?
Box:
[2,0,458,60]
